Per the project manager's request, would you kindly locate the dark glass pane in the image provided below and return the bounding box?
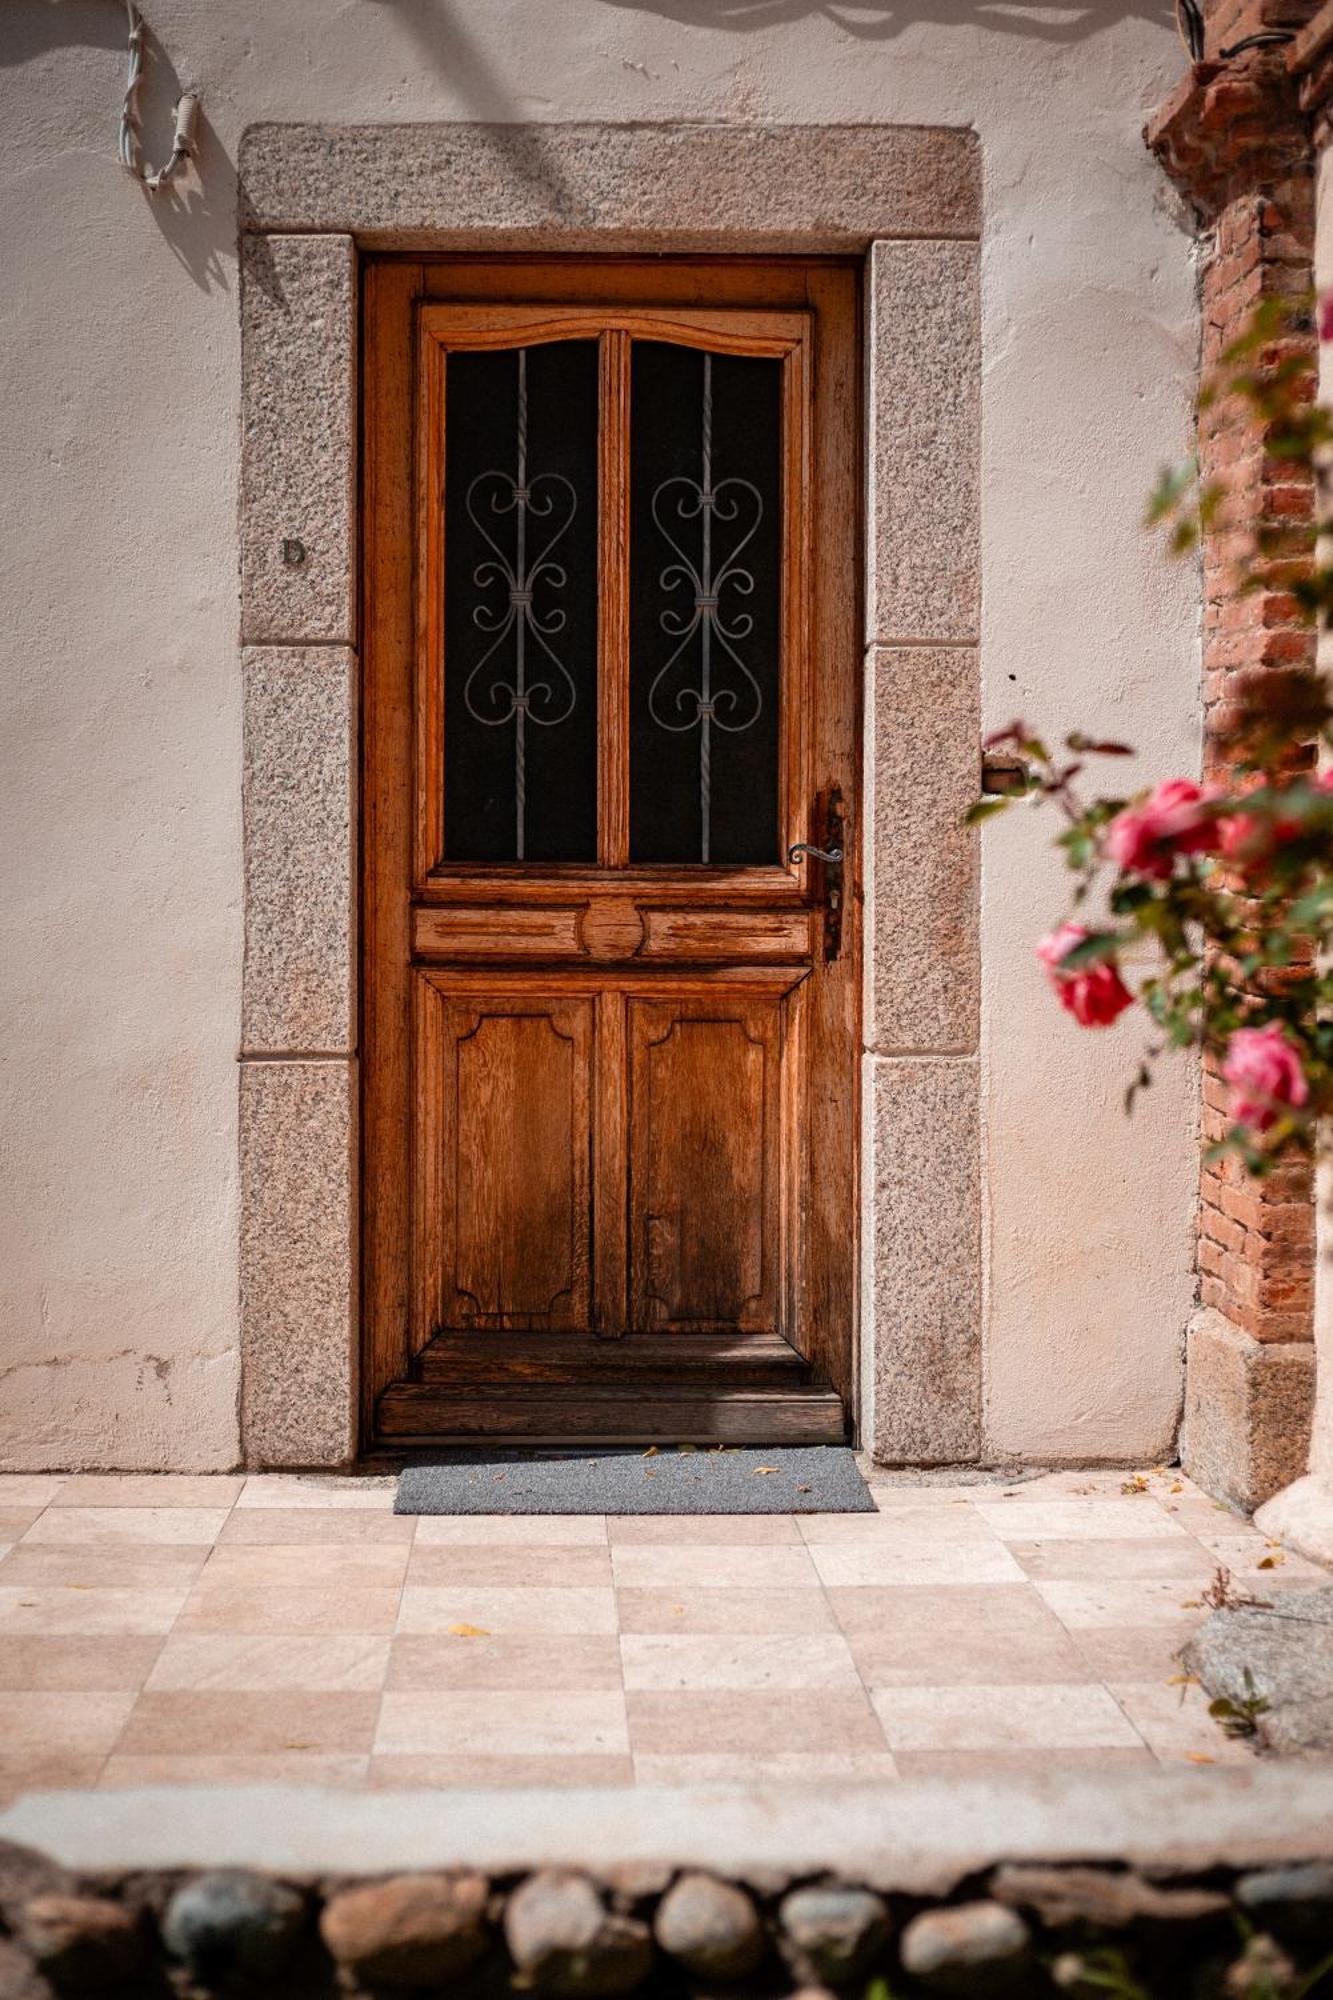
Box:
[444,342,599,864]
[629,342,782,866]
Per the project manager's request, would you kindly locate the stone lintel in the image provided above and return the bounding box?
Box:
[1181,1308,1316,1512]
[237,123,981,248]
[1145,52,1310,222]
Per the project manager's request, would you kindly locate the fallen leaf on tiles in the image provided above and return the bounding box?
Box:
[1170,1481,1184,1494]
[1181,1599,1203,1610]
[1167,1673,1198,1686]
[643,1446,659,1458]
[1186,1753,1214,1765]
[447,1623,491,1638]
[670,1604,685,1616]
[1257,1555,1283,1569]
[753,1467,780,1477]
[1121,1475,1149,1495]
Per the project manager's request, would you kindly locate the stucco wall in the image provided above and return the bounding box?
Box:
[0,0,1199,1469]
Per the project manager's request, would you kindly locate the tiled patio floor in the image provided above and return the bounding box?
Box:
[0,1465,1325,1797]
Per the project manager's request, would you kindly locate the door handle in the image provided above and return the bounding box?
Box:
[789,789,846,962]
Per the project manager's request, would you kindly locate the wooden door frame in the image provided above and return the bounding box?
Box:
[360,253,864,1448]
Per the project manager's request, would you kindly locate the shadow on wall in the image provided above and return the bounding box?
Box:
[590,0,1182,39]
[5,0,234,295]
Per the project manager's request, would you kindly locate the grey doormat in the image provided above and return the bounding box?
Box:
[395,1446,875,1515]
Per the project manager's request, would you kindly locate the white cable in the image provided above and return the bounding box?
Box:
[118,2,199,194]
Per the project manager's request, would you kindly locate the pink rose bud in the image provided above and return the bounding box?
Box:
[1320,293,1333,344]
[1035,922,1134,1029]
[1105,779,1221,880]
[1222,1023,1310,1132]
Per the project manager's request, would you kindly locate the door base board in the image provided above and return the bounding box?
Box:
[374,1331,848,1445]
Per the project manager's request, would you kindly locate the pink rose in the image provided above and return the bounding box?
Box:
[1320,293,1333,344]
[1105,779,1221,879]
[1036,922,1135,1029]
[1222,1023,1309,1132]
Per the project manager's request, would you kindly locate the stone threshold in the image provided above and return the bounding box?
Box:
[4,1770,1332,1889]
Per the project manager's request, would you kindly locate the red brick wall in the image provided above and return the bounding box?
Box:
[1149,2,1319,1348]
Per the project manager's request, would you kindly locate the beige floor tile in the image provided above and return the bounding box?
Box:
[369,1754,634,1788]
[797,1507,997,1545]
[177,1584,401,1635]
[145,1634,391,1693]
[1067,1624,1200,1681]
[100,1753,370,1787]
[616,1587,836,1634]
[0,1586,189,1636]
[607,1515,802,1544]
[0,1636,163,1691]
[199,1543,411,1589]
[609,1544,819,1589]
[235,1475,398,1510]
[117,1690,382,1754]
[397,1586,618,1636]
[0,1692,136,1753]
[1109,1681,1259,1765]
[808,1543,1025,1588]
[0,1545,211,1588]
[836,1588,1090,1688]
[377,1689,630,1757]
[626,1689,886,1755]
[23,1507,228,1546]
[218,1509,415,1546]
[621,1632,860,1693]
[413,1515,606,1545]
[0,1477,67,1506]
[870,1682,1145,1753]
[51,1475,245,1508]
[863,1482,1011,1507]
[0,1756,109,1802]
[1189,1536,1330,1584]
[984,1471,1161,1499]
[388,1635,623,1692]
[405,1545,612,1587]
[1035,1578,1224,1628]
[974,1500,1188,1542]
[633,1751,901,1785]
[1007,1538,1216,1581]
[0,1511,44,1540]
[893,1746,1158,1778]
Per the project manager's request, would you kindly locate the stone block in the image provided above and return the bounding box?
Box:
[1256,1472,1333,1569]
[1181,1309,1315,1512]
[239,1060,355,1467]
[867,240,981,644]
[240,234,356,645]
[238,124,981,248]
[865,648,979,1053]
[242,646,354,1054]
[865,1055,981,1463]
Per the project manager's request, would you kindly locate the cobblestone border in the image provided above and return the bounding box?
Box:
[3,1839,1332,1996]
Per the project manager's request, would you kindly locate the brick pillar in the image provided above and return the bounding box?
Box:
[1146,10,1318,1509]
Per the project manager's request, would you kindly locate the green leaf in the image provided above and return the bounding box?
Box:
[963,798,1011,826]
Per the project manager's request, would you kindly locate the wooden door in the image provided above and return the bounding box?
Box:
[363,258,860,1446]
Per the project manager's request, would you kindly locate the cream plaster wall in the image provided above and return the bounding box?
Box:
[0,0,1199,1469]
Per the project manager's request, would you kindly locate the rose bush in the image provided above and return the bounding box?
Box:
[974,295,1333,1172]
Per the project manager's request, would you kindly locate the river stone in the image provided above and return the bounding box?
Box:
[504,1871,652,1996]
[17,1895,146,1992]
[654,1873,765,1981]
[778,1884,890,1987]
[320,1872,488,1987]
[1182,1586,1333,1756]
[1235,1865,1333,1946]
[990,1866,1229,1932]
[899,1901,1031,1993]
[161,1870,306,1981]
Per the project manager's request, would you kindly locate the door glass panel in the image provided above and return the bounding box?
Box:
[444,341,599,864]
[629,342,783,866]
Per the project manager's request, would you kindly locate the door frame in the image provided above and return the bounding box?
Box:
[233,122,982,1470]
[360,255,863,1446]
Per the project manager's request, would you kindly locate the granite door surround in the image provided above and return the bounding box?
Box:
[237,122,983,1468]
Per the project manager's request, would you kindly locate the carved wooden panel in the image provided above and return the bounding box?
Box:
[414,975,592,1334]
[627,989,791,1334]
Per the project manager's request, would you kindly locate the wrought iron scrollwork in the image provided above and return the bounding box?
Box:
[646,352,764,864]
[461,348,578,861]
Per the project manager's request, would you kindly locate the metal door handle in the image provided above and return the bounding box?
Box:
[790,790,846,962]
[788,842,843,865]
